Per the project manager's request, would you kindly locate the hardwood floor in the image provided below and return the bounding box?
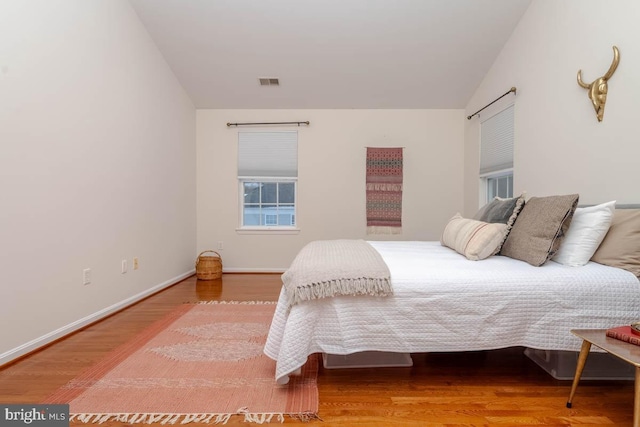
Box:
[0,274,635,426]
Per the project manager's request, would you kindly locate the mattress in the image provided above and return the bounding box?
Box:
[264,241,640,384]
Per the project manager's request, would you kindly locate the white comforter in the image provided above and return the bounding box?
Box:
[264,241,640,384]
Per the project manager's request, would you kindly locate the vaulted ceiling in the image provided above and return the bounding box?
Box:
[129,0,531,109]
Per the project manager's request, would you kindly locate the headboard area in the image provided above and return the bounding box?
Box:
[580,204,640,209]
[587,203,640,278]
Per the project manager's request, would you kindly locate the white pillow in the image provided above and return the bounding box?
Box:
[552,201,616,266]
[441,213,508,261]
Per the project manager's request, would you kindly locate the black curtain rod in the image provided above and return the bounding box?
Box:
[226,121,310,127]
[467,87,517,120]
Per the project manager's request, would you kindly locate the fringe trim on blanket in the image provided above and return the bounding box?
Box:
[366,225,402,235]
[291,277,392,306]
[69,410,320,425]
[195,301,277,305]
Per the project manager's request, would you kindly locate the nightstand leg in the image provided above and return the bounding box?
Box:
[567,340,592,408]
[634,367,640,427]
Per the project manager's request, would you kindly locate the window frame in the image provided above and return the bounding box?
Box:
[478,103,515,206]
[236,130,300,235]
[480,169,513,204]
[237,177,299,233]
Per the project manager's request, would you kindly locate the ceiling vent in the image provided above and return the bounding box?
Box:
[259,78,279,86]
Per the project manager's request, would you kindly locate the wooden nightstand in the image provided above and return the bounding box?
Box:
[568,329,640,427]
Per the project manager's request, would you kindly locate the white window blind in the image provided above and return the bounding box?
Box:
[238,131,298,178]
[480,105,514,175]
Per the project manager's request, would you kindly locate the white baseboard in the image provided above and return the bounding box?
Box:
[0,269,195,367]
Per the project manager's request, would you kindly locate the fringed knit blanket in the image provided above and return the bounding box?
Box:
[282,239,392,305]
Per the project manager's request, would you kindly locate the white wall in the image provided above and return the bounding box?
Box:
[464,0,640,216]
[197,109,464,270]
[0,1,196,362]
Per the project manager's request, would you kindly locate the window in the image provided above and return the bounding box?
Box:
[238,131,297,229]
[487,173,513,200]
[480,105,514,204]
[242,181,295,226]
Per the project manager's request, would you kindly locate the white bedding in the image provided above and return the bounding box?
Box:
[264,241,640,384]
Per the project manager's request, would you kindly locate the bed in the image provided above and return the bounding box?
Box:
[264,197,640,384]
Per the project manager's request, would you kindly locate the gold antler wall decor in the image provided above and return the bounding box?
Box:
[577,46,620,122]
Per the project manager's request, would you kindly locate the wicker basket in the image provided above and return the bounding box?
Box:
[195,250,223,280]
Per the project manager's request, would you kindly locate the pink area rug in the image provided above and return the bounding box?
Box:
[45,302,319,424]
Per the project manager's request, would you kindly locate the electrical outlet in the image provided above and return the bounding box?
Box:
[217,241,224,250]
[121,259,127,274]
[133,257,139,270]
[83,268,91,285]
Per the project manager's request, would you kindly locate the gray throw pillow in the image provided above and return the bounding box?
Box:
[474,196,522,224]
[474,195,526,252]
[501,194,580,267]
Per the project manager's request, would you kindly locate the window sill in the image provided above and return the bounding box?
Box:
[236,227,301,235]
